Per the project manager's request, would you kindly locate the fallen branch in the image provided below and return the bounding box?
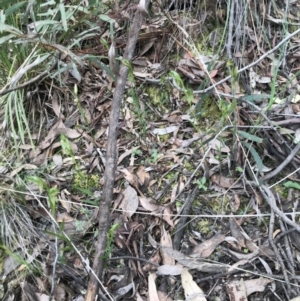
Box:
[249,182,300,233]
[84,2,150,301]
[260,143,300,182]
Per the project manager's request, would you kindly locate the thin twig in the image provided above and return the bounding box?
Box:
[268,209,291,292]
[260,143,300,182]
[193,27,300,94]
[173,186,198,250]
[49,234,59,301]
[251,183,300,233]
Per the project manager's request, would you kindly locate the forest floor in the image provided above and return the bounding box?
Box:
[1,1,300,301]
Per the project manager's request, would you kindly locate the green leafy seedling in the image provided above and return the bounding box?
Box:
[194,176,208,191]
[236,166,243,173]
[132,149,142,157]
[150,148,159,163]
[103,223,120,266]
[284,181,300,190]
[27,176,59,219]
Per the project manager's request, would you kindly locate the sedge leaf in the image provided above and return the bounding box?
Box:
[238,130,263,143]
[243,142,264,172]
[283,181,300,190]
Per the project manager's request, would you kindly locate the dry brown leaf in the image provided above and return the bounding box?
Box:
[139,39,155,56]
[162,247,228,273]
[52,90,62,118]
[139,196,160,212]
[209,69,218,78]
[170,183,178,203]
[135,292,144,301]
[37,293,52,301]
[21,282,39,301]
[226,279,247,301]
[160,227,175,265]
[181,133,202,148]
[82,108,92,123]
[31,148,50,166]
[39,119,65,150]
[158,204,174,227]
[120,168,141,192]
[2,255,20,277]
[227,248,259,261]
[230,194,240,212]
[181,269,207,301]
[227,278,273,299]
[189,233,225,258]
[157,264,183,276]
[152,125,179,135]
[136,166,150,186]
[19,144,34,150]
[52,154,63,166]
[60,128,81,139]
[143,251,161,272]
[157,291,173,301]
[244,278,273,295]
[89,156,99,173]
[9,164,38,178]
[148,273,160,301]
[208,138,230,153]
[54,284,66,301]
[148,231,159,248]
[133,71,153,78]
[139,197,174,227]
[118,146,140,165]
[228,259,249,271]
[273,229,281,239]
[229,217,246,248]
[165,114,181,123]
[211,174,242,189]
[119,185,139,220]
[56,212,74,222]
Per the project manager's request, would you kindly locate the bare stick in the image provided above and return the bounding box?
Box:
[84,3,150,301]
[261,143,300,182]
[250,182,300,233]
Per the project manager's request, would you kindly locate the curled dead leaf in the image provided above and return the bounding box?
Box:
[189,233,225,258]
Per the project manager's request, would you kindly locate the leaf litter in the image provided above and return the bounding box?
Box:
[2,1,300,301]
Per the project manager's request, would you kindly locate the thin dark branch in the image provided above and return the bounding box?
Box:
[84,2,150,301]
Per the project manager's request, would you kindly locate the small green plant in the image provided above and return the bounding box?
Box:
[284,181,300,190]
[73,172,100,191]
[132,148,142,157]
[60,134,75,161]
[194,176,208,191]
[27,176,59,219]
[148,148,160,163]
[197,219,211,235]
[74,84,88,126]
[60,134,100,193]
[103,223,119,266]
[169,71,193,105]
[236,166,243,173]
